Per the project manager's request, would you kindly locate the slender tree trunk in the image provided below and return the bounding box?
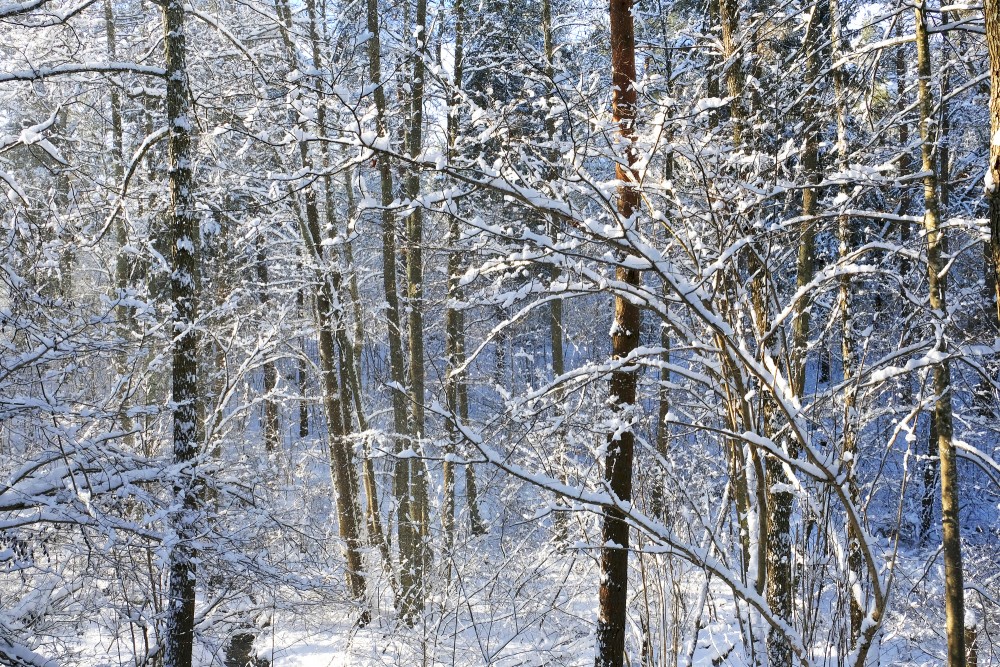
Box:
[986,0,1000,325]
[297,287,310,439]
[542,0,562,382]
[300,185,366,600]
[256,237,280,454]
[652,324,670,522]
[915,4,966,665]
[829,0,865,642]
[338,333,391,571]
[791,3,823,398]
[718,0,793,660]
[595,2,641,665]
[105,0,135,449]
[272,0,309,446]
[939,13,951,218]
[294,0,367,604]
[922,411,938,539]
[162,1,199,664]
[895,25,941,550]
[896,21,912,269]
[706,0,721,129]
[720,0,745,147]
[339,175,390,568]
[321,160,374,569]
[404,0,432,612]
[274,0,294,55]
[541,0,572,543]
[343,171,366,380]
[314,278,367,601]
[443,0,485,551]
[366,0,417,616]
[295,186,368,605]
[717,4,767,656]
[651,21,674,523]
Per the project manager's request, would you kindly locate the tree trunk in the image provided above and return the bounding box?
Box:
[297,286,310,439]
[404,0,432,613]
[256,237,280,454]
[294,0,367,604]
[595,2,641,666]
[791,3,823,398]
[162,0,199,664]
[986,0,1000,325]
[306,213,367,602]
[896,21,912,275]
[921,411,938,540]
[365,0,418,617]
[337,177,390,568]
[829,0,865,643]
[915,3,966,665]
[105,0,135,449]
[651,20,674,523]
[442,0,484,549]
[717,1,769,653]
[541,0,572,543]
[720,0,745,147]
[342,171,366,382]
[442,0,464,554]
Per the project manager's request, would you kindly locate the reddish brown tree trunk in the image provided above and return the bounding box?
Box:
[595,2,641,666]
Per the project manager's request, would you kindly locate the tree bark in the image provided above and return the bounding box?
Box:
[297,287,310,439]
[404,0,432,614]
[541,0,573,543]
[651,12,674,524]
[365,0,418,617]
[829,0,865,643]
[986,0,1000,325]
[916,3,966,665]
[256,237,280,454]
[791,3,823,398]
[595,2,641,666]
[301,190,367,601]
[442,0,465,556]
[105,0,135,449]
[162,0,200,664]
[296,0,367,604]
[442,0,484,549]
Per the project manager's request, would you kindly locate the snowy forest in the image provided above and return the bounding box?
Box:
[2,0,1000,664]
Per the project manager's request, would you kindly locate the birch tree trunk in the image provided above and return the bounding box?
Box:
[595,1,641,665]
